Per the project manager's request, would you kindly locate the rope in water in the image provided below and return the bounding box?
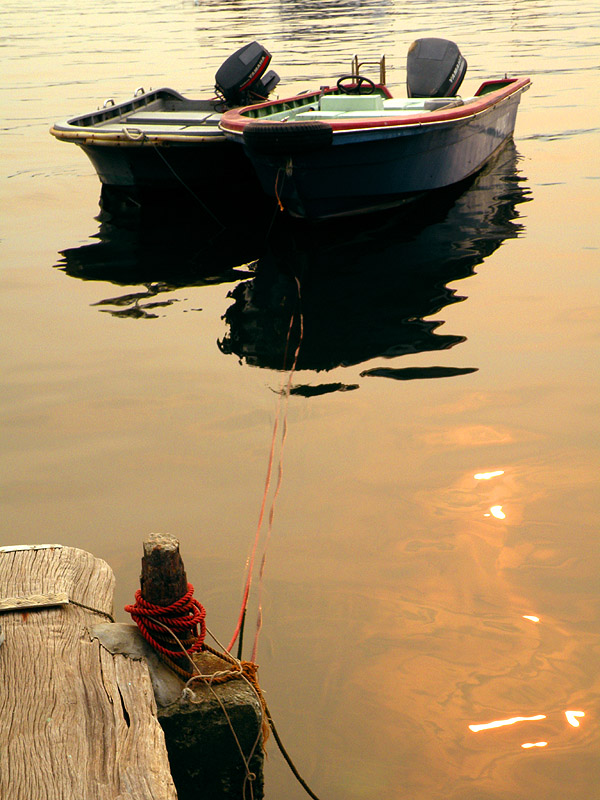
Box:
[227,275,304,659]
[124,583,206,659]
[250,276,303,664]
[122,272,320,797]
[150,143,226,229]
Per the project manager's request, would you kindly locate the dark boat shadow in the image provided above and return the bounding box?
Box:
[218,140,532,392]
[56,185,281,318]
[56,142,530,370]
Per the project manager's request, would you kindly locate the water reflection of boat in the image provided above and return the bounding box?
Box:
[218,141,531,387]
[56,186,272,318]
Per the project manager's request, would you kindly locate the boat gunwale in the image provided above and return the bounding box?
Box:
[219,77,531,136]
[49,126,229,146]
[49,85,228,145]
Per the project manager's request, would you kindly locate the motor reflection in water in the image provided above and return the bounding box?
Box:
[219,141,531,392]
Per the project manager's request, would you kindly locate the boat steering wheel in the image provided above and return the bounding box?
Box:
[336,75,376,95]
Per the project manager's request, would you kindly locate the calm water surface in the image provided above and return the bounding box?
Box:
[1,1,599,798]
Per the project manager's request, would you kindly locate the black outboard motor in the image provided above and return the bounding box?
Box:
[215,41,280,106]
[406,38,467,97]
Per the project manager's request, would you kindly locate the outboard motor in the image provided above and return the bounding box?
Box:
[215,41,280,106]
[406,38,467,97]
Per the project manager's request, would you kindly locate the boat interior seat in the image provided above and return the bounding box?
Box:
[293,93,466,122]
[296,94,465,121]
[383,97,464,111]
[319,94,385,112]
[343,110,425,117]
[126,110,219,125]
[295,110,344,120]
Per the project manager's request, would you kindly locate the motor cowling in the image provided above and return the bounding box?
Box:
[215,41,281,106]
[406,38,467,97]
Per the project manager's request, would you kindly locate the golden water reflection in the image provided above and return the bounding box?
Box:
[470,708,588,739]
[489,505,506,519]
[332,447,600,797]
[565,711,585,727]
[474,470,505,480]
[469,715,547,732]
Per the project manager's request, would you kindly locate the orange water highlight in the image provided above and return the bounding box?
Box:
[469,715,546,732]
[565,711,585,727]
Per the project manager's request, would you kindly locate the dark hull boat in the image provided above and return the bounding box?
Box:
[50,42,280,196]
[219,39,530,220]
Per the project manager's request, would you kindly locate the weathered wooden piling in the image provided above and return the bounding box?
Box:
[141,533,189,607]
[0,543,177,800]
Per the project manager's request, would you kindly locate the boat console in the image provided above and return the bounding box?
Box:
[215,41,280,107]
[406,38,467,98]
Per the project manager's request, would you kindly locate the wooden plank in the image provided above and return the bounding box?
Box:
[0,544,177,800]
[0,591,69,611]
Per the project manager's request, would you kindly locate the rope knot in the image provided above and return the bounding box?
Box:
[125,582,206,660]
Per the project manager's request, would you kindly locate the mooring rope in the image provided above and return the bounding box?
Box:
[122,271,321,798]
[150,143,226,229]
[70,599,115,622]
[185,655,265,800]
[204,627,323,800]
[124,583,206,659]
[226,407,280,653]
[227,275,304,659]
[250,276,303,664]
[274,166,286,211]
[125,600,323,799]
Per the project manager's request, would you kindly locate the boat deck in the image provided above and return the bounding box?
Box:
[62,111,225,138]
[270,93,469,122]
[51,88,226,141]
[125,110,221,125]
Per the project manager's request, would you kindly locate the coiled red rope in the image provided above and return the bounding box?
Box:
[125,583,206,659]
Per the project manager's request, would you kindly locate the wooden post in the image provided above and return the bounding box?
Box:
[133,535,265,799]
[137,532,199,675]
[141,532,188,607]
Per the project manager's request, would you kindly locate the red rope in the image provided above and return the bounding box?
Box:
[251,277,303,663]
[228,277,304,658]
[125,583,206,659]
